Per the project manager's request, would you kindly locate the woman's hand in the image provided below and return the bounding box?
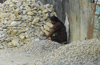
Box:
[44,29,55,40]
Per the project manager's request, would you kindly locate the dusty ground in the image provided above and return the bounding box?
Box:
[0,40,62,65]
[0,49,39,65]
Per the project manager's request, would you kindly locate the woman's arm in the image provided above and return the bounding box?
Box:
[44,29,55,40]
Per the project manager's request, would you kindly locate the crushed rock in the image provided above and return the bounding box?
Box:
[0,39,100,65]
[34,39,100,65]
[5,40,62,56]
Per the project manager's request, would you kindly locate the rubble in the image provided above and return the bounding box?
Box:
[10,40,62,56]
[0,0,56,48]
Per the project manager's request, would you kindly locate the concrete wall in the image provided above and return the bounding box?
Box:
[39,0,92,42]
[69,0,91,42]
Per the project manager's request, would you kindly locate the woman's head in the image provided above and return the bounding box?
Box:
[50,16,60,24]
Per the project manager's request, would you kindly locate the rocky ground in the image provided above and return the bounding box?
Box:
[0,39,100,65]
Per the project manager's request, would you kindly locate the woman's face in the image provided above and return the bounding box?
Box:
[51,20,55,25]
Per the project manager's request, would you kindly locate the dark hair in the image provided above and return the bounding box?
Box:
[50,16,64,25]
[50,16,60,23]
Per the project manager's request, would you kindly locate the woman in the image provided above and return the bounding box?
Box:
[44,16,67,44]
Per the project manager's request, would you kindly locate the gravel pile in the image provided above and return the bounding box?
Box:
[10,40,62,56]
[0,39,100,65]
[32,39,100,65]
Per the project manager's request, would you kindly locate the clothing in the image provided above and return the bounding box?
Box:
[50,22,67,43]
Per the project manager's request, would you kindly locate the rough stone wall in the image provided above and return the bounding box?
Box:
[39,0,92,42]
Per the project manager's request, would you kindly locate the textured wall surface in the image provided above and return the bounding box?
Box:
[69,0,91,42]
[39,0,92,42]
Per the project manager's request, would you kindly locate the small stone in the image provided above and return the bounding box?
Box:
[9,21,21,27]
[45,22,53,28]
[27,12,34,16]
[11,38,19,47]
[32,17,39,24]
[44,25,50,31]
[7,43,13,48]
[20,42,24,46]
[13,10,19,18]
[19,33,26,39]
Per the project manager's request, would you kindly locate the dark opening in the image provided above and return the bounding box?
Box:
[91,0,99,3]
[90,0,95,3]
[92,0,95,3]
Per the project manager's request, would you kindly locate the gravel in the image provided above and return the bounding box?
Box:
[0,39,100,65]
[34,39,100,65]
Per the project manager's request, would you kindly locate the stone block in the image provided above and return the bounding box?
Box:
[44,25,50,31]
[32,17,39,24]
[45,22,53,28]
[27,12,34,16]
[7,43,13,48]
[11,38,19,47]
[0,13,11,18]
